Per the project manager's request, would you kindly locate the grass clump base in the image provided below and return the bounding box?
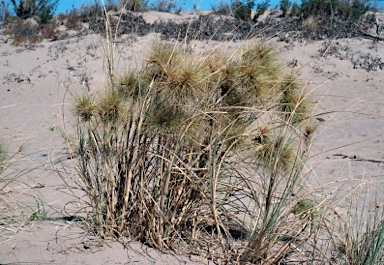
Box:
[70,41,323,263]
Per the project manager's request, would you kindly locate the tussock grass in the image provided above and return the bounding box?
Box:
[68,36,323,263]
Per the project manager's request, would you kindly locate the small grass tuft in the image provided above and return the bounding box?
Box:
[5,19,41,46]
[334,191,384,265]
[28,199,47,222]
[74,94,97,122]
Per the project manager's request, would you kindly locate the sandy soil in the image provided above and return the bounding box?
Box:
[0,10,384,264]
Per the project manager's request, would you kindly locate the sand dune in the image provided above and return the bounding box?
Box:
[1,10,384,264]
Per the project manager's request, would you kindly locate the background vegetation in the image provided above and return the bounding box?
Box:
[0,0,378,46]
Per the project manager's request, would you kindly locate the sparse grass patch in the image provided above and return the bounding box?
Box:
[212,1,232,16]
[28,199,46,222]
[40,21,58,40]
[302,15,319,32]
[331,189,384,265]
[151,0,182,13]
[0,143,28,243]
[5,18,41,46]
[66,9,82,30]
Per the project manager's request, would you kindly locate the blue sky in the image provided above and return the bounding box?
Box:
[4,0,384,14]
[57,0,383,14]
[55,0,299,14]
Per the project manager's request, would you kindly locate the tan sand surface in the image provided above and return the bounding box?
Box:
[1,11,384,264]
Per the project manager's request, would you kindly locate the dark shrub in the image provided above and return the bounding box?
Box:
[10,0,58,24]
[123,0,148,11]
[290,2,299,16]
[231,0,253,21]
[338,0,371,20]
[79,1,103,24]
[253,0,270,21]
[280,0,291,17]
[300,0,371,20]
[212,1,232,15]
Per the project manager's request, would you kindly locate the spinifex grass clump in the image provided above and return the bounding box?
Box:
[72,42,318,263]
